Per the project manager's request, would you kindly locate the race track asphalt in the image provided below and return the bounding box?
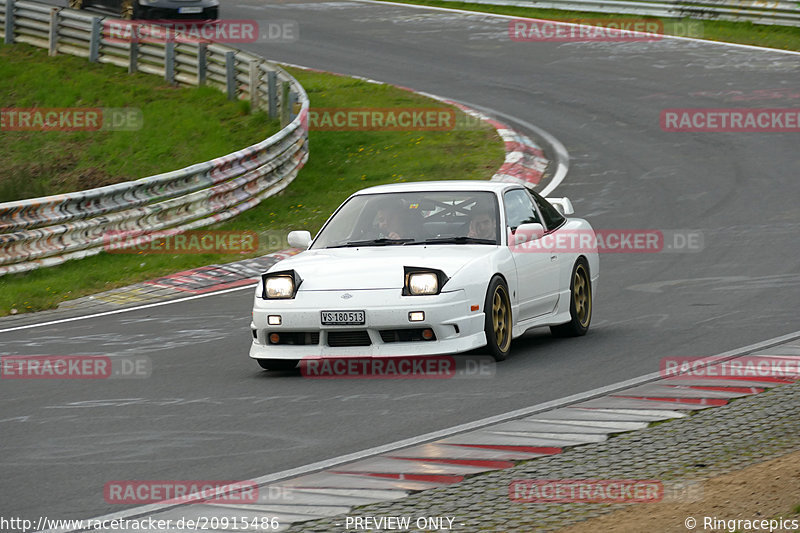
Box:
[2,0,798,521]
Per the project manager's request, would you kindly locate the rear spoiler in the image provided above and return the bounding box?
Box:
[546,197,574,216]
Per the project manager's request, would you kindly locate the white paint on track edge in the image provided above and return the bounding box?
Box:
[355,0,800,56]
[451,101,570,197]
[0,283,257,335]
[46,329,800,532]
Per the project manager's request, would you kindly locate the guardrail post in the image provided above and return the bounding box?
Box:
[225,51,236,100]
[289,91,298,122]
[249,60,260,112]
[4,0,15,44]
[197,42,207,86]
[48,7,59,56]
[88,16,101,63]
[267,70,277,120]
[165,41,175,84]
[128,34,138,73]
[280,81,290,127]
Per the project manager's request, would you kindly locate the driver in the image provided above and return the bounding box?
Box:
[467,208,496,240]
[374,203,409,239]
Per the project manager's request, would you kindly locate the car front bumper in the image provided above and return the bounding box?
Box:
[139,0,218,19]
[250,288,486,359]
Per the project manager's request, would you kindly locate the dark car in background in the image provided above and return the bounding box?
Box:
[69,0,219,20]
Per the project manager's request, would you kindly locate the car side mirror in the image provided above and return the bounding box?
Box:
[288,230,312,250]
[509,223,544,246]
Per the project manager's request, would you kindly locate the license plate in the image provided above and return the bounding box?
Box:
[178,6,203,13]
[321,310,365,325]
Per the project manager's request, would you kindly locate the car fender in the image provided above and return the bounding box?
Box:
[445,247,519,317]
[553,218,600,289]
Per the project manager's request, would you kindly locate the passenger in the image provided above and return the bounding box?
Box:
[468,208,496,240]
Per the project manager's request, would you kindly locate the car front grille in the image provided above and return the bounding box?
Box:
[326,330,371,347]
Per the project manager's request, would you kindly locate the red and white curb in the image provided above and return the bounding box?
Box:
[139,250,300,296]
[49,333,800,532]
[491,124,549,188]
[446,101,549,188]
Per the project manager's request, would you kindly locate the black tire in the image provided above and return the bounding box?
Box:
[256,359,298,371]
[484,275,512,361]
[550,259,592,337]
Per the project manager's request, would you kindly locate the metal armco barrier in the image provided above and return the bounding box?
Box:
[0,0,310,276]
[439,0,800,26]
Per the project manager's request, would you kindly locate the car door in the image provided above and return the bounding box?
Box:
[529,188,571,292]
[503,188,560,321]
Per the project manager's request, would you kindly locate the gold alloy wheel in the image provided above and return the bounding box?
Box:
[573,263,592,328]
[68,0,83,9]
[121,0,135,19]
[492,284,511,352]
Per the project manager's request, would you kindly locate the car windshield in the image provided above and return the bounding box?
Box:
[311,191,501,249]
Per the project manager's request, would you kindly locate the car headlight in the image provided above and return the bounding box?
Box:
[265,277,294,298]
[409,273,438,295]
[262,270,302,299]
[403,267,448,296]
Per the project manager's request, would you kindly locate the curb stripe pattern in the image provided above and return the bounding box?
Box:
[445,102,549,188]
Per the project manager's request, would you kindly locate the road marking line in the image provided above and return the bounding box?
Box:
[355,0,800,56]
[0,284,257,335]
[449,101,570,197]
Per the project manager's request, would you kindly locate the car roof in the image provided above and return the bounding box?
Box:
[353,180,521,195]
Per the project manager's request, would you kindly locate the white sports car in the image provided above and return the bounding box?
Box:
[250,181,598,370]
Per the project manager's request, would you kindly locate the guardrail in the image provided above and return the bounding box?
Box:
[438,0,800,26]
[0,0,309,276]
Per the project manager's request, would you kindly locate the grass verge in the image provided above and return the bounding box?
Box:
[0,43,278,201]
[379,0,800,51]
[0,61,504,316]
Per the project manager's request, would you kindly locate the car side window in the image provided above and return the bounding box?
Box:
[503,189,540,231]
[529,190,566,231]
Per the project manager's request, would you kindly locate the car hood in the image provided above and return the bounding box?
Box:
[267,245,494,291]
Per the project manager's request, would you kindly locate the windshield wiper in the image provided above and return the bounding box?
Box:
[330,238,415,248]
[409,236,496,245]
